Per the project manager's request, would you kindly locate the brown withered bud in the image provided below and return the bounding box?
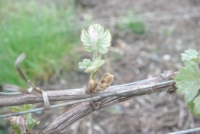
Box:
[96,73,114,92]
[85,79,98,94]
[85,73,114,94]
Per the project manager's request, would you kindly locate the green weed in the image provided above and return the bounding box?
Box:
[119,10,146,34]
[0,0,79,87]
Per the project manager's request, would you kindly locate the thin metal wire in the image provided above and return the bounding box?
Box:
[111,77,155,87]
[0,92,22,95]
[0,98,91,118]
[168,127,200,134]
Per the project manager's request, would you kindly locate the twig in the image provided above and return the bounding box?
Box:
[15,53,49,103]
[0,78,152,96]
[0,71,175,107]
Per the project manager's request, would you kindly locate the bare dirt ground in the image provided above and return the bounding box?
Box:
[29,0,200,134]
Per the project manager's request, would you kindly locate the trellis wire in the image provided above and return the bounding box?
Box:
[168,127,200,134]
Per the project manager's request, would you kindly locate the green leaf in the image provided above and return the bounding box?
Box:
[10,104,39,131]
[81,30,92,50]
[11,107,23,112]
[79,59,92,69]
[188,101,195,114]
[11,104,33,112]
[175,49,200,117]
[85,45,93,53]
[23,104,34,111]
[181,49,198,61]
[7,116,25,134]
[79,56,105,73]
[192,53,200,63]
[182,49,200,64]
[81,24,111,54]
[98,29,111,54]
[85,56,105,73]
[175,60,200,102]
[24,113,39,130]
[11,124,22,134]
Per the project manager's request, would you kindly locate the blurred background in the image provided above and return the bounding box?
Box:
[1,0,200,133]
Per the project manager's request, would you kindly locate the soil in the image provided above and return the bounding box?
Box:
[7,0,200,134]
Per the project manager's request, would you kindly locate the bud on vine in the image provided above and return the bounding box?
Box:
[7,116,26,133]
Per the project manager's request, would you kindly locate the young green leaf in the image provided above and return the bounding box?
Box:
[24,113,39,130]
[79,59,92,69]
[81,24,111,54]
[192,53,200,63]
[85,56,105,73]
[175,49,200,117]
[23,104,34,111]
[7,116,26,134]
[11,107,23,113]
[12,104,34,112]
[81,30,92,52]
[175,60,200,102]
[97,29,112,54]
[79,56,105,73]
[79,24,112,82]
[181,49,199,61]
[9,104,39,133]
